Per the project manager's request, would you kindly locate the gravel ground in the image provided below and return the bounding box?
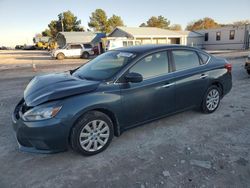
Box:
[0,50,249,188]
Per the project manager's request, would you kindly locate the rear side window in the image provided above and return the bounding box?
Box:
[172,50,200,71]
[130,51,169,79]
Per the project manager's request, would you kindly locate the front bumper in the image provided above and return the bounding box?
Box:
[12,100,69,153]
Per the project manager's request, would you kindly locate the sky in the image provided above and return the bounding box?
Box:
[0,0,249,47]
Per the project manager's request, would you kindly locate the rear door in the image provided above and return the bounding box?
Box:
[119,51,176,128]
[170,49,209,110]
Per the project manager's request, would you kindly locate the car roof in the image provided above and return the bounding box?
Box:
[113,44,202,54]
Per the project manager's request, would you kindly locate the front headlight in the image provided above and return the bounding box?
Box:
[22,106,62,121]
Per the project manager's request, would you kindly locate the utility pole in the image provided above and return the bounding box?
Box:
[61,13,64,32]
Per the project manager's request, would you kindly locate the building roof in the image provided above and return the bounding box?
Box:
[194,24,250,33]
[56,32,106,45]
[177,31,204,37]
[109,27,187,38]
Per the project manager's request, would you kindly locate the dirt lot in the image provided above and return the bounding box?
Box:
[0,50,250,188]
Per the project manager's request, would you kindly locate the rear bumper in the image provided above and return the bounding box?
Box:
[221,73,232,97]
[12,101,69,153]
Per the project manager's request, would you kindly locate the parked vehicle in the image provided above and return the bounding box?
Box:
[51,43,94,60]
[12,45,232,156]
[23,45,36,50]
[0,46,11,50]
[15,45,24,50]
[245,54,250,75]
[92,46,99,55]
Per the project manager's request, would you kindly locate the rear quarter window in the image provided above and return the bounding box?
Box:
[199,52,210,64]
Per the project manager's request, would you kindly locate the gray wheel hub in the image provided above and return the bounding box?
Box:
[206,89,220,111]
[79,120,110,152]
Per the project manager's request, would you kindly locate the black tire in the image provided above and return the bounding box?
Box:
[56,53,65,60]
[247,70,250,75]
[70,111,114,156]
[82,52,89,59]
[201,85,221,113]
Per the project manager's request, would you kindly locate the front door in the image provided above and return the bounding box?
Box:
[119,51,176,128]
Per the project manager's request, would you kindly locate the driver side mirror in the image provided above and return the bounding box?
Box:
[125,72,143,83]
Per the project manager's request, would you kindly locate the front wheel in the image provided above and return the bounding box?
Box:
[201,86,221,113]
[70,111,114,156]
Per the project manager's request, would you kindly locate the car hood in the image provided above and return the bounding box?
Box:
[24,73,100,107]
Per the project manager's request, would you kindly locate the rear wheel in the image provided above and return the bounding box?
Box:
[56,53,65,60]
[70,111,114,156]
[82,52,89,59]
[201,85,221,113]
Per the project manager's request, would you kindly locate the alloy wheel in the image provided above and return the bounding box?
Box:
[79,120,110,152]
[206,89,220,111]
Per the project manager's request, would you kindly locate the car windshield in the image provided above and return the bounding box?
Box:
[72,51,136,81]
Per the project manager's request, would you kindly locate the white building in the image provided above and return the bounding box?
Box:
[108,27,203,47]
[195,25,250,50]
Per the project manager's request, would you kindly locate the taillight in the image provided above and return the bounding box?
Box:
[225,63,232,73]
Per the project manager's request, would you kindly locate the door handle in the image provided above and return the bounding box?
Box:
[200,74,208,79]
[162,82,175,88]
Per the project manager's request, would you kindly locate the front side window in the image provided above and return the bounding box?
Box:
[73,51,136,81]
[229,30,235,40]
[130,51,169,79]
[172,50,200,71]
[216,32,221,41]
[83,44,92,48]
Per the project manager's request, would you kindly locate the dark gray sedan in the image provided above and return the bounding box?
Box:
[12,45,232,155]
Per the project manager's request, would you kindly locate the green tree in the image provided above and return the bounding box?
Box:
[58,11,84,32]
[142,16,171,29]
[139,23,147,27]
[88,9,109,33]
[42,29,52,37]
[42,11,84,37]
[47,20,58,37]
[186,17,220,31]
[169,24,182,31]
[108,15,124,32]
